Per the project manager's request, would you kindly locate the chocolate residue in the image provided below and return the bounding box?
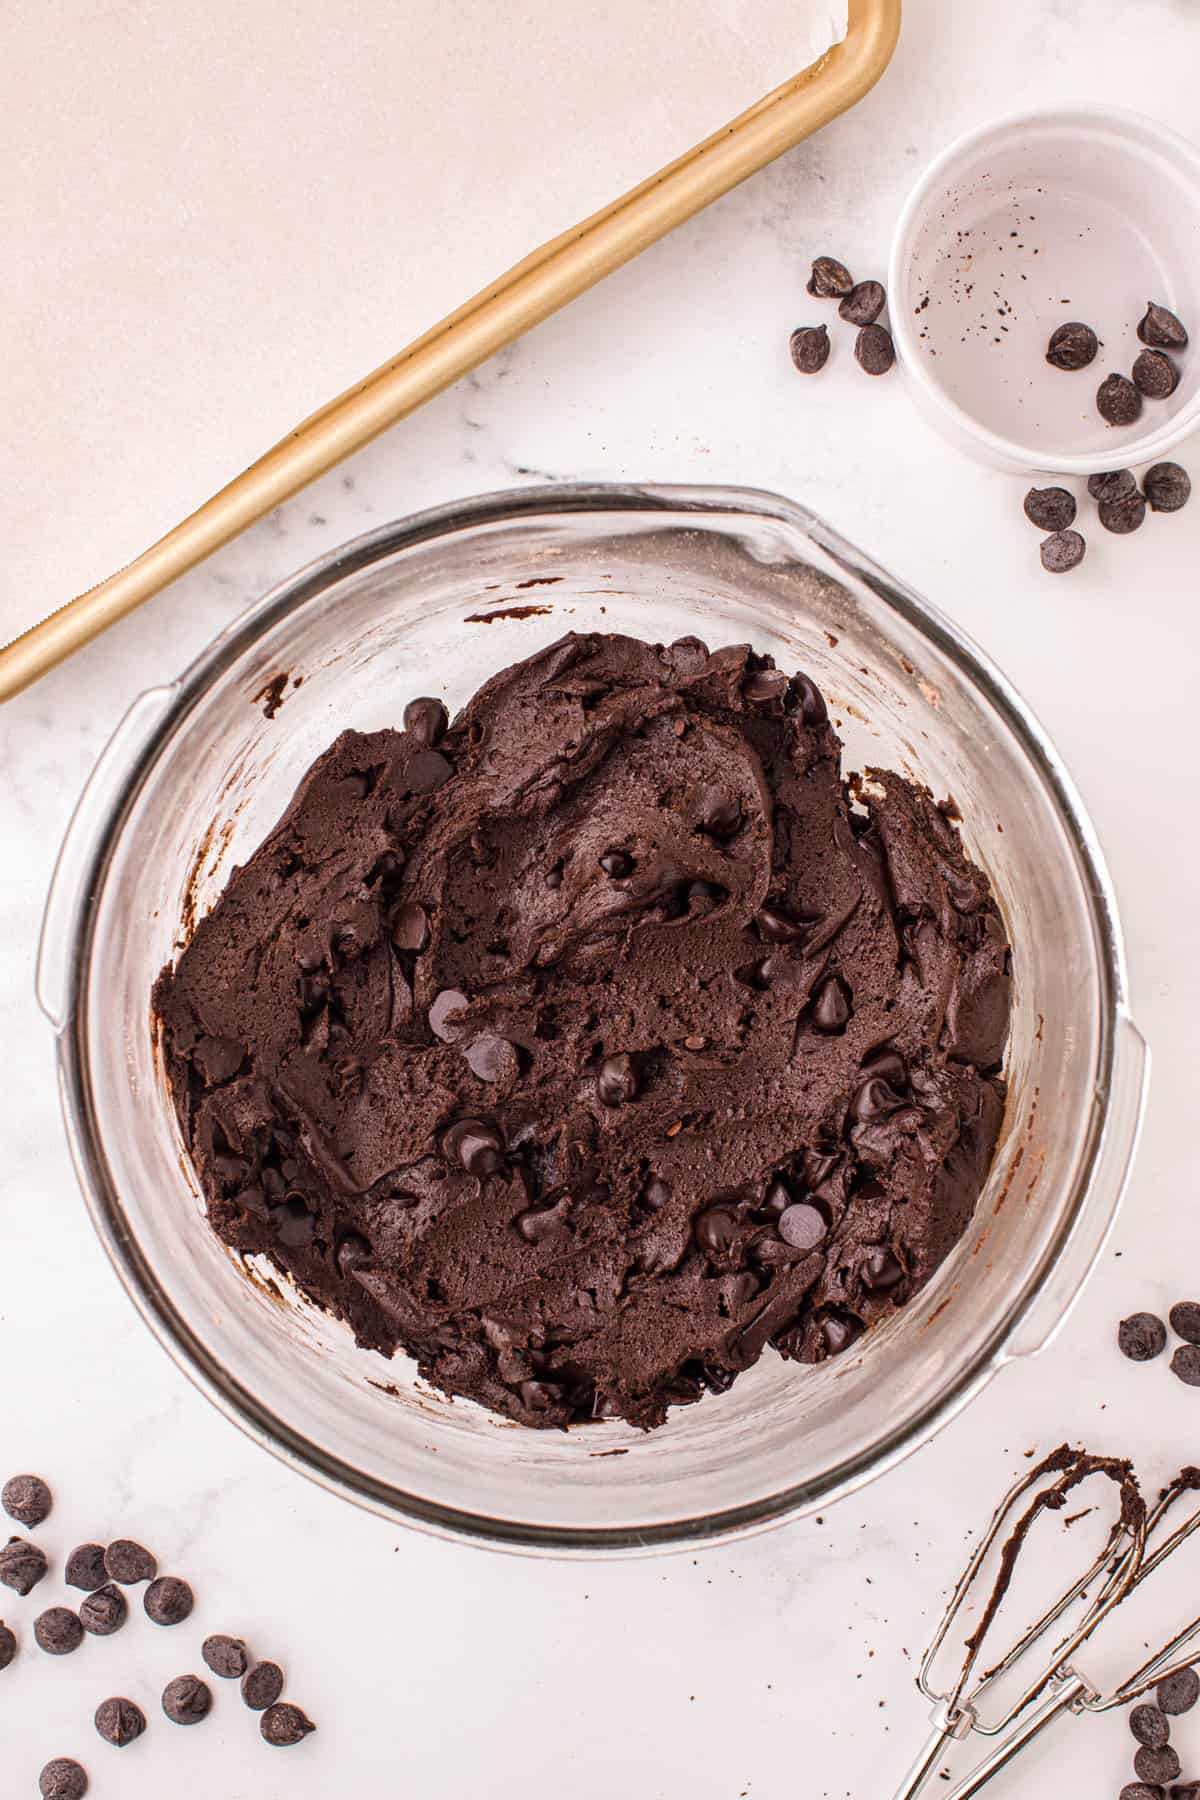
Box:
[253,672,290,720]
[515,577,564,590]
[464,605,554,623]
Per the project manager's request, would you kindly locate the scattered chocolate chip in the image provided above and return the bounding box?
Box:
[443,1117,504,1176]
[464,1034,520,1084]
[261,1702,317,1746]
[1170,1302,1200,1344]
[1045,320,1098,371]
[35,1607,83,1656]
[162,1674,213,1725]
[778,1203,828,1252]
[79,1584,127,1637]
[1023,486,1076,532]
[861,1248,905,1293]
[811,975,851,1034]
[1097,373,1142,427]
[597,1054,639,1107]
[202,1634,250,1679]
[641,1177,671,1212]
[1088,469,1138,505]
[407,748,453,793]
[744,667,789,705]
[2,1475,51,1528]
[599,849,634,878]
[1130,1703,1170,1749]
[1118,1313,1167,1361]
[144,1576,193,1627]
[39,1760,88,1800]
[855,322,895,375]
[428,987,469,1041]
[0,1620,15,1670]
[807,255,854,299]
[1134,1743,1181,1784]
[1144,462,1192,513]
[1133,348,1179,399]
[839,279,886,326]
[694,1206,739,1259]
[391,902,430,952]
[1098,488,1146,535]
[0,1537,47,1595]
[1138,301,1188,350]
[65,1545,109,1593]
[1119,1786,1165,1800]
[242,1660,285,1711]
[104,1540,156,1586]
[403,695,449,746]
[1171,1784,1200,1800]
[1159,1666,1200,1714]
[94,1697,146,1747]
[789,325,830,374]
[1171,1344,1200,1387]
[1040,529,1086,574]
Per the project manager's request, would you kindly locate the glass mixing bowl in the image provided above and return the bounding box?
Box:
[38,485,1147,1554]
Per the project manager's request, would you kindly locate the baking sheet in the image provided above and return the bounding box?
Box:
[3,1,846,625]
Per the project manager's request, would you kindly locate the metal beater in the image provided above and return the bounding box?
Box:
[892,1448,1200,1799]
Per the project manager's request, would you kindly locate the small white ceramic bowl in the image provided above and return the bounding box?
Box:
[888,106,1200,474]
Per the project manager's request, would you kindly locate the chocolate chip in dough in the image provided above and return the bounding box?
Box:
[1118,1313,1167,1361]
[442,1117,504,1176]
[94,1697,146,1747]
[597,1054,639,1107]
[403,696,449,747]
[2,1475,51,1528]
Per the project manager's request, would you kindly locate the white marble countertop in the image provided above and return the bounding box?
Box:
[4,3,1200,1794]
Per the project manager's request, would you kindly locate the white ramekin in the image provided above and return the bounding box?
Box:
[888,106,1200,475]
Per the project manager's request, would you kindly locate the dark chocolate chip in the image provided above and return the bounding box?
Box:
[1170,1302,1200,1344]
[242,1660,285,1711]
[1119,1786,1166,1800]
[744,667,789,704]
[104,1540,156,1585]
[1045,321,1098,371]
[861,1248,905,1293]
[1159,1666,1200,1714]
[851,1076,905,1123]
[808,255,854,299]
[1097,373,1142,426]
[694,1206,739,1259]
[1145,462,1192,513]
[811,975,851,1034]
[599,849,634,878]
[0,1536,48,1595]
[839,279,886,326]
[697,788,742,839]
[1135,1744,1181,1784]
[757,907,809,944]
[1087,468,1138,504]
[443,1117,504,1176]
[464,1034,520,1084]
[94,1697,146,1747]
[39,1760,88,1800]
[1130,1703,1170,1749]
[1040,529,1086,573]
[162,1674,212,1725]
[1170,1783,1200,1800]
[597,1054,639,1107]
[777,1203,828,1252]
[0,1620,15,1670]
[515,1204,571,1246]
[2,1475,51,1528]
[686,881,724,913]
[391,902,430,952]
[1171,1343,1200,1386]
[855,322,895,375]
[789,325,830,374]
[1138,301,1188,350]
[1133,348,1180,399]
[429,987,469,1041]
[407,748,453,793]
[790,671,828,726]
[144,1576,193,1627]
[1118,1313,1168,1361]
[202,1633,250,1679]
[403,695,449,746]
[641,1177,672,1212]
[1023,486,1076,532]
[65,1545,109,1593]
[1098,489,1147,535]
[821,1310,863,1355]
[336,1232,371,1277]
[79,1584,127,1637]
[760,1178,792,1218]
[35,1607,83,1656]
[274,1198,316,1249]
[261,1702,317,1746]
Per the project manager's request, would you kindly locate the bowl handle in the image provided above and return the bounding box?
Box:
[37,685,178,1033]
[1000,1010,1150,1363]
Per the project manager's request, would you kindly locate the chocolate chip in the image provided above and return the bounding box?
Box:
[1098,489,1146,535]
[861,1248,905,1292]
[599,849,633,878]
[757,907,809,944]
[744,667,789,704]
[1119,1786,1165,1800]
[1159,1667,1200,1714]
[39,1761,88,1800]
[403,695,449,746]
[429,987,469,1041]
[789,325,830,373]
[1097,373,1142,426]
[597,1054,639,1107]
[759,1178,792,1219]
[686,881,724,913]
[407,748,453,793]
[391,902,430,952]
[1145,462,1192,513]
[335,1232,371,1277]
[811,975,851,1034]
[443,1117,504,1176]
[855,322,895,375]
[1170,1302,1200,1344]
[65,1545,108,1592]
[778,1203,828,1252]
[1133,348,1180,399]
[1170,1344,1200,1386]
[1045,320,1098,370]
[641,1177,671,1212]
[274,1197,316,1248]
[839,279,886,326]
[790,671,828,726]
[1118,1313,1167,1361]
[35,1607,83,1656]
[144,1576,193,1627]
[808,255,853,299]
[0,1537,48,1595]
[0,1620,15,1670]
[79,1584,127,1637]
[1170,1784,1200,1800]
[515,1204,571,1245]
[1130,1704,1170,1749]
[94,1697,146,1747]
[694,1206,739,1259]
[242,1660,285,1711]
[2,1474,51,1527]
[202,1633,250,1679]
[1023,486,1076,532]
[697,788,741,839]
[851,1076,905,1123]
[1135,1744,1181,1784]
[104,1540,156,1585]
[465,1034,520,1084]
[821,1309,863,1355]
[261,1701,317,1746]
[1088,468,1137,504]
[162,1674,212,1725]
[1138,301,1188,349]
[1040,529,1086,573]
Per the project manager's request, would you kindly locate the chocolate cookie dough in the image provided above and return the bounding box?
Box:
[155,633,1010,1430]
